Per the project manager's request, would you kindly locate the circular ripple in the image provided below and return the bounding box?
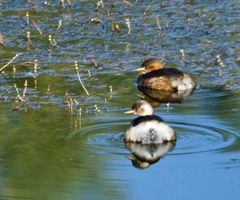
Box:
[70,122,126,154]
[86,130,123,147]
[193,85,234,99]
[171,120,238,155]
[70,116,239,155]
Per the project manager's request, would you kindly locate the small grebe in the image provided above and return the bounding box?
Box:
[137,58,196,91]
[124,100,176,144]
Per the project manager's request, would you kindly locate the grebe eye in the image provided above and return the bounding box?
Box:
[136,105,141,110]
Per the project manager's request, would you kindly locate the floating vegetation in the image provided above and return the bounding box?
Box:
[44,1,50,7]
[94,104,101,113]
[179,49,185,58]
[12,80,28,110]
[48,35,57,47]
[57,20,63,30]
[0,0,239,117]
[216,55,225,77]
[60,0,72,8]
[90,18,102,24]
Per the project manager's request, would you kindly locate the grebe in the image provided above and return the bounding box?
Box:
[137,58,196,92]
[124,100,176,144]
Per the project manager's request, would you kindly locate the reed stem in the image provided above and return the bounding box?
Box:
[74,61,89,96]
[0,53,21,72]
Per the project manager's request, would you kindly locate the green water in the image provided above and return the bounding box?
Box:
[0,0,240,199]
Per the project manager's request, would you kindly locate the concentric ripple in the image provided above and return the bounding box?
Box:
[170,116,239,155]
[70,115,239,156]
[70,121,126,154]
[193,85,233,99]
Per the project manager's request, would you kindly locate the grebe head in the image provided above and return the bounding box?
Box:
[124,100,154,116]
[136,58,164,74]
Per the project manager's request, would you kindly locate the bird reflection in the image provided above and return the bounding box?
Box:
[138,86,195,104]
[125,142,176,169]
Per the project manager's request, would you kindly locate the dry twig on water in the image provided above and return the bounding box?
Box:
[74,61,89,96]
[0,53,22,72]
[67,0,72,7]
[160,52,165,62]
[0,33,3,46]
[60,0,65,8]
[180,49,185,58]
[60,0,71,8]
[26,31,31,42]
[143,3,152,17]
[26,11,29,27]
[22,80,28,100]
[109,85,112,93]
[57,20,63,30]
[123,0,133,7]
[32,20,43,35]
[13,80,28,103]
[155,16,161,30]
[125,18,131,34]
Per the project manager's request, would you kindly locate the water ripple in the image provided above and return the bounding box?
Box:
[70,116,239,156]
[172,121,238,155]
[70,122,126,154]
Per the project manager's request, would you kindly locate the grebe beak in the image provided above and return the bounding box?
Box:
[124,109,135,114]
[136,93,145,99]
[126,155,135,161]
[136,67,145,72]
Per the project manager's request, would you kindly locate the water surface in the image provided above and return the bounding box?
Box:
[0,0,240,200]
